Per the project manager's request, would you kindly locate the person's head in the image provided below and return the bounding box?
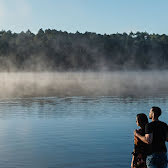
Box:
[149,106,162,120]
[136,113,148,129]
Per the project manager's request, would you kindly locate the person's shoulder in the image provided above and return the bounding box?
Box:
[158,120,166,125]
[136,128,144,135]
[145,122,153,130]
[158,120,167,127]
[145,122,153,134]
[145,121,155,129]
[146,122,153,127]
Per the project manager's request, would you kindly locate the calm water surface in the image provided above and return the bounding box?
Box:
[0,96,168,168]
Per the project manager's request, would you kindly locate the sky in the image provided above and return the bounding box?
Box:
[0,0,168,35]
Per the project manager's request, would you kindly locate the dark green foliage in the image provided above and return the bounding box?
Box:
[0,29,168,71]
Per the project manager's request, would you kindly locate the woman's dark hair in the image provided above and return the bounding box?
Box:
[151,106,162,118]
[137,113,148,129]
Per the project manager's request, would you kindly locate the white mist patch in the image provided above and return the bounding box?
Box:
[0,71,168,98]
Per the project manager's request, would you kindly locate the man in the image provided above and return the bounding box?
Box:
[134,106,167,168]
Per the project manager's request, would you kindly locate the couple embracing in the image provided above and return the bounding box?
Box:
[131,107,168,168]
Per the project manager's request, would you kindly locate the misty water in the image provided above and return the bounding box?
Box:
[0,72,168,168]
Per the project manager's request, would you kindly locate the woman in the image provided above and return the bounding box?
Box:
[131,113,149,168]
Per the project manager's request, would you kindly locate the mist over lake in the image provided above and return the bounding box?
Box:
[0,71,168,98]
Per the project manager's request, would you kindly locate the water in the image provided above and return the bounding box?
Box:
[0,96,168,168]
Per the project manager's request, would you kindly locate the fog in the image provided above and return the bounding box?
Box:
[0,71,168,98]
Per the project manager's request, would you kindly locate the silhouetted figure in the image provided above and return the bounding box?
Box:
[134,107,167,168]
[131,113,151,168]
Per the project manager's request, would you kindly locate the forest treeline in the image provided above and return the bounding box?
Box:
[0,29,168,71]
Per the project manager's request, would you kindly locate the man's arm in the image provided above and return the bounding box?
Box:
[134,130,153,144]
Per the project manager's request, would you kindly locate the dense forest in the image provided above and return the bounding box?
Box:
[0,29,168,71]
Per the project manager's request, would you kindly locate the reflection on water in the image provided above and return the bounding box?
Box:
[0,96,167,168]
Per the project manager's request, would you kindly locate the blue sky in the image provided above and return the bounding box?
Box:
[0,0,167,34]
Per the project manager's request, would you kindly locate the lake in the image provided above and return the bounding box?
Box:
[0,96,168,168]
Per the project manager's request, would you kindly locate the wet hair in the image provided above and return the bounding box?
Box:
[151,106,162,118]
[137,113,148,129]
